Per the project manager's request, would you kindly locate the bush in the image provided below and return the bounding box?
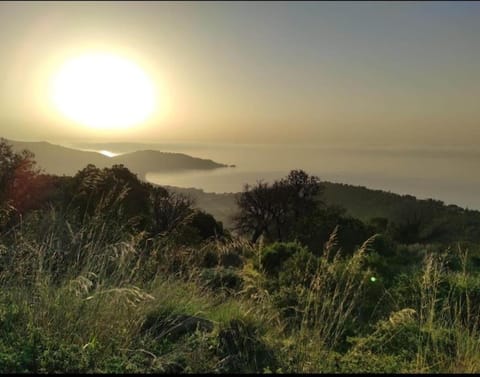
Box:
[344,308,457,372]
[200,267,243,292]
[215,319,277,373]
[258,242,309,276]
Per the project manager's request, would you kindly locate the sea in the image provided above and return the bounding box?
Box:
[77,142,480,211]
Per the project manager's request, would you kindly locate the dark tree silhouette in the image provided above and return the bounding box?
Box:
[0,139,54,231]
[188,209,224,240]
[233,181,276,243]
[233,170,323,243]
[0,138,38,206]
[149,186,194,236]
[68,164,152,230]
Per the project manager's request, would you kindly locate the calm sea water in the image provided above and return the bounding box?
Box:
[86,142,480,210]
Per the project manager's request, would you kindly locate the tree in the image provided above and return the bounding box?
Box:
[0,139,49,230]
[387,200,443,244]
[233,170,324,243]
[281,169,324,214]
[0,139,36,204]
[149,186,194,236]
[68,164,152,230]
[233,181,276,243]
[292,204,373,255]
[188,209,224,240]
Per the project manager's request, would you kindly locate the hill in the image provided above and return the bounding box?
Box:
[168,181,480,244]
[164,185,239,228]
[112,150,229,178]
[7,139,229,177]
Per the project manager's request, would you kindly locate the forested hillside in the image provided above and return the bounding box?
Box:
[170,180,480,246]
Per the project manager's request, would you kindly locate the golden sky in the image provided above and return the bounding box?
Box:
[0,1,479,146]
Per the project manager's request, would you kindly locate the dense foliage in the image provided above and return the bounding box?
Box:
[322,181,480,245]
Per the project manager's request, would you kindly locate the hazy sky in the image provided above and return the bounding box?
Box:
[1,1,480,145]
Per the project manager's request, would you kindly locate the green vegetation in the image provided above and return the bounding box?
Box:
[172,178,480,246]
[1,138,480,373]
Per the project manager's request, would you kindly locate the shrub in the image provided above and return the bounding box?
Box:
[215,318,277,373]
[258,241,308,276]
[200,267,243,292]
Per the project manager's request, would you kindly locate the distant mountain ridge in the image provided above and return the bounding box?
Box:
[6,139,230,178]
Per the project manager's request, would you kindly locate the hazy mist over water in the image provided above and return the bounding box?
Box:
[71,142,480,210]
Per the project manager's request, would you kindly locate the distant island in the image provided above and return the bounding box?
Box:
[7,139,231,178]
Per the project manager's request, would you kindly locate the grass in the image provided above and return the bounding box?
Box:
[1,207,480,373]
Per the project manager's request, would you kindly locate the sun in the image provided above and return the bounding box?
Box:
[50,52,156,130]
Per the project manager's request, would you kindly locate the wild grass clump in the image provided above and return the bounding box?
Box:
[0,205,278,373]
[332,249,480,373]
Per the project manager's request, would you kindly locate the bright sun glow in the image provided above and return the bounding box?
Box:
[50,53,156,130]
